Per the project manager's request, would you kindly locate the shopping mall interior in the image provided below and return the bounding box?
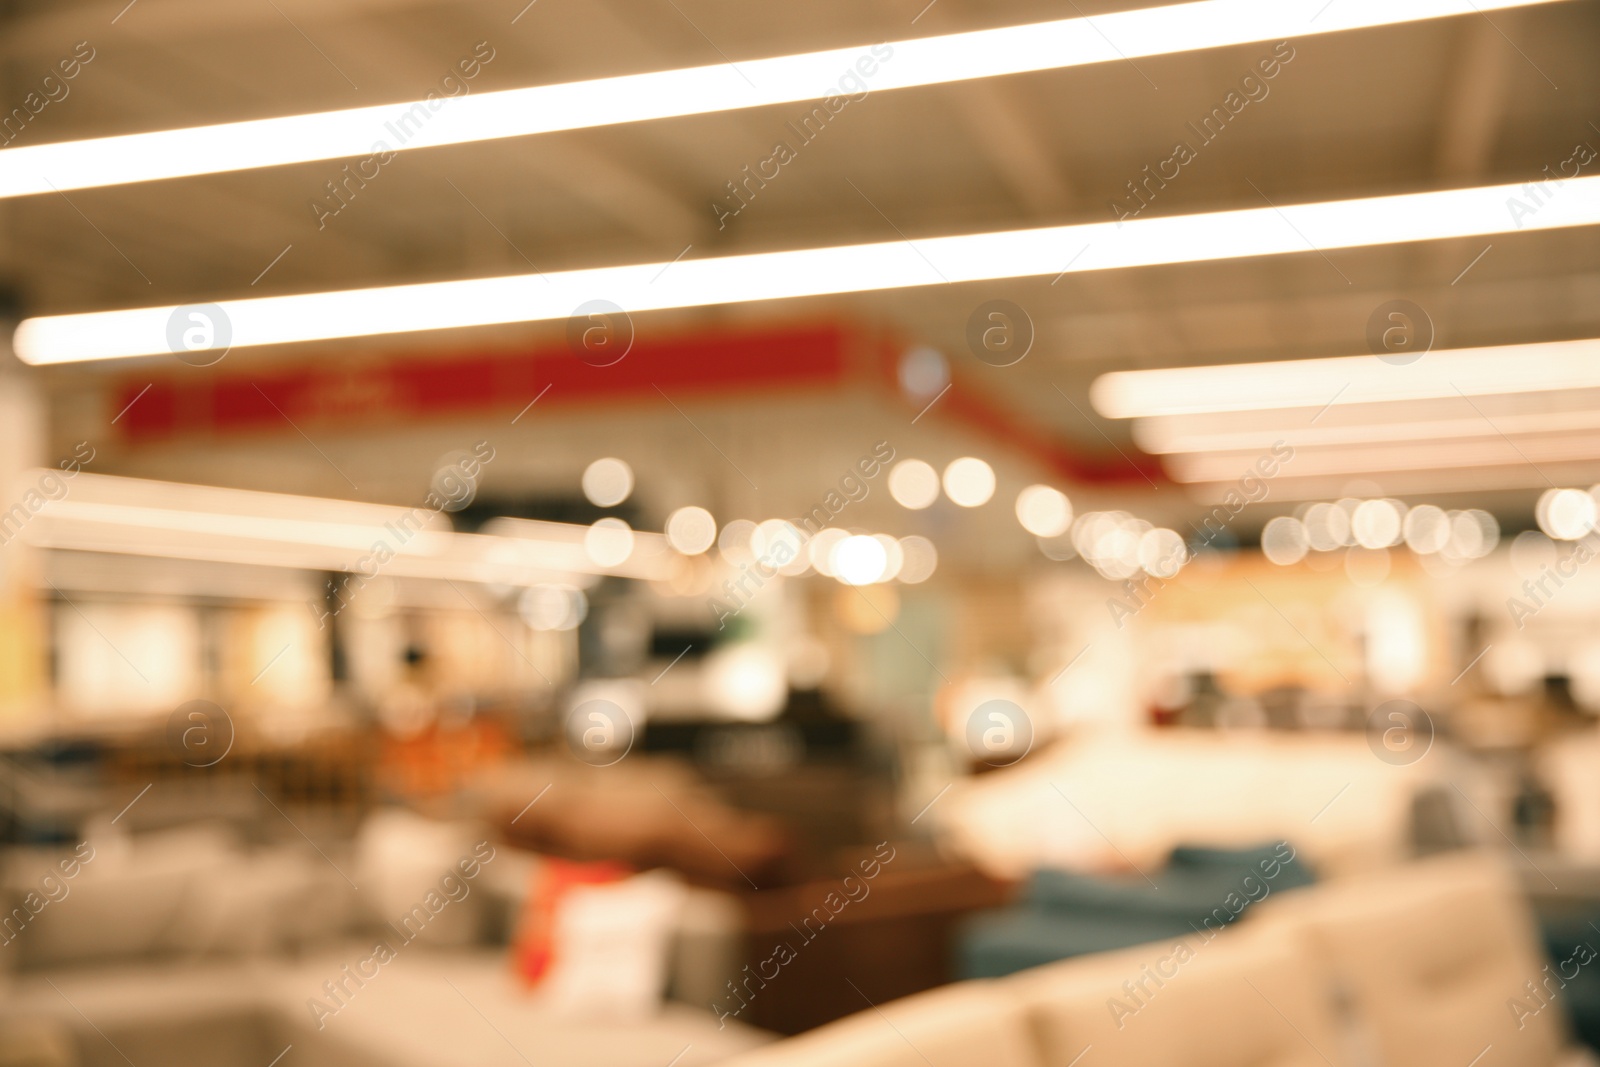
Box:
[2,0,1600,1065]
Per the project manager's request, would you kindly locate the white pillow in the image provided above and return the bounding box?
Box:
[542,870,686,1020]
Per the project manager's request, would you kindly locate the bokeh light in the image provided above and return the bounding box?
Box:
[833,534,889,586]
[665,505,717,555]
[888,459,941,510]
[584,517,635,567]
[1261,516,1309,566]
[942,457,995,508]
[1537,488,1597,541]
[897,536,939,583]
[581,457,633,507]
[1015,485,1073,538]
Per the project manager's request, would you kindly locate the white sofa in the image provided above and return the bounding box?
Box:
[0,816,764,1067]
[716,850,1598,1067]
[1266,849,1581,1067]
[0,947,772,1067]
[934,730,1453,880]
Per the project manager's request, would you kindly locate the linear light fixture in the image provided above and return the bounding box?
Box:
[0,0,1571,199]
[1135,401,1600,453]
[1167,434,1600,482]
[17,176,1600,365]
[23,472,672,582]
[1186,467,1565,500]
[1092,334,1600,420]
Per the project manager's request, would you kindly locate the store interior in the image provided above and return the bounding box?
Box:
[2,1,1600,1065]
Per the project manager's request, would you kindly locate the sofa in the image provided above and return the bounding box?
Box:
[0,813,770,1067]
[716,849,1600,1067]
[933,730,1450,881]
[0,947,771,1067]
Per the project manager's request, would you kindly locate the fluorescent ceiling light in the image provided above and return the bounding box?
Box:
[18,176,1600,365]
[56,470,453,530]
[1187,467,1562,501]
[1092,334,1600,420]
[1168,435,1600,481]
[0,0,1569,199]
[22,472,672,582]
[1136,402,1600,453]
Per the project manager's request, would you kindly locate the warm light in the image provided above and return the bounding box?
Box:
[581,457,633,507]
[1165,434,1600,483]
[718,519,757,563]
[1367,591,1427,693]
[874,534,905,582]
[18,177,1600,365]
[705,644,787,722]
[56,602,202,715]
[1442,509,1499,560]
[1015,485,1073,538]
[752,519,798,558]
[943,457,995,508]
[1135,402,1600,455]
[1401,504,1450,553]
[833,535,889,586]
[1538,488,1597,541]
[0,0,1564,200]
[665,505,717,555]
[897,536,939,584]
[1093,335,1600,420]
[518,584,588,631]
[751,519,810,576]
[888,459,941,510]
[1351,499,1404,549]
[1261,516,1309,565]
[584,517,634,567]
[1073,512,1147,580]
[1302,503,1351,551]
[808,528,850,576]
[1139,528,1187,578]
[28,472,671,581]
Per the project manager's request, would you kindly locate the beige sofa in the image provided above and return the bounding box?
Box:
[0,947,772,1067]
[0,817,766,1067]
[935,731,1450,882]
[719,850,1599,1067]
[1272,849,1571,1067]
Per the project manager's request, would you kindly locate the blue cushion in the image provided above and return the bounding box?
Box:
[958,908,1204,979]
[958,842,1315,979]
[1026,842,1312,917]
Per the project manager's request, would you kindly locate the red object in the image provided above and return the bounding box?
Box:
[111,319,1165,486]
[511,858,632,986]
[111,323,855,443]
[377,719,513,799]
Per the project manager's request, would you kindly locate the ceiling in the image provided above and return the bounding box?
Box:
[3,0,1598,516]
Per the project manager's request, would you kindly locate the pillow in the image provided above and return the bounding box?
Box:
[539,869,686,1021]
[510,856,630,985]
